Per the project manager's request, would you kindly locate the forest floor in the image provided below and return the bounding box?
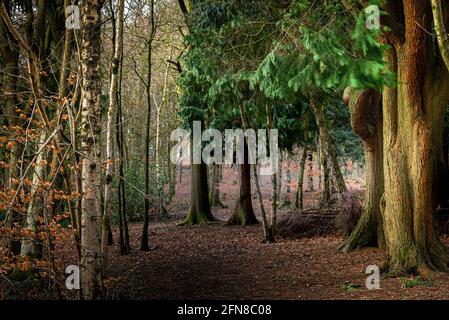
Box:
[4,165,449,300]
[106,221,449,300]
[104,166,449,300]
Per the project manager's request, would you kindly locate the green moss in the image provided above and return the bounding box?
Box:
[399,276,429,288]
[178,209,218,226]
[342,281,362,291]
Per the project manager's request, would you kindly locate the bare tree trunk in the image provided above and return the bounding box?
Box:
[320,139,330,206]
[141,0,155,251]
[431,0,449,69]
[270,165,278,240]
[252,164,273,242]
[311,101,347,197]
[180,127,216,225]
[307,150,314,192]
[117,43,130,255]
[178,160,183,183]
[103,0,125,266]
[282,152,292,206]
[276,153,284,195]
[277,152,283,196]
[167,139,176,203]
[79,0,105,300]
[155,99,164,214]
[20,131,46,258]
[295,146,307,210]
[155,39,174,213]
[267,107,277,241]
[228,140,258,225]
[340,88,384,252]
[209,164,225,207]
[0,12,21,255]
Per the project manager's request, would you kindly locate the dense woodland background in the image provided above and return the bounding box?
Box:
[2,0,449,300]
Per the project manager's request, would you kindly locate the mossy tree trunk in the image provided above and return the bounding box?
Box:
[373,1,449,274]
[180,125,217,225]
[340,88,385,252]
[180,162,217,225]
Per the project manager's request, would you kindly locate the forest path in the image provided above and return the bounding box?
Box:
[106,217,449,300]
[104,166,449,300]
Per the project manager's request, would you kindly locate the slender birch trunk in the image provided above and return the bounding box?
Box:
[80,0,105,299]
[155,40,173,214]
[102,0,125,264]
[20,130,46,257]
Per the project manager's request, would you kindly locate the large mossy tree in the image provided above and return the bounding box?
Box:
[338,0,449,274]
[238,0,449,274]
[178,0,449,275]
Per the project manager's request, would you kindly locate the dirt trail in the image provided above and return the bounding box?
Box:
[4,165,449,300]
[104,166,449,300]
[107,218,449,300]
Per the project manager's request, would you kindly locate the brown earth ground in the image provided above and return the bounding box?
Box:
[104,165,449,300]
[3,163,449,299]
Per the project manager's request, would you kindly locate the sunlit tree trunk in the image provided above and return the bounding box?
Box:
[376,1,449,274]
[20,130,46,258]
[155,99,164,214]
[79,0,105,299]
[340,88,384,252]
